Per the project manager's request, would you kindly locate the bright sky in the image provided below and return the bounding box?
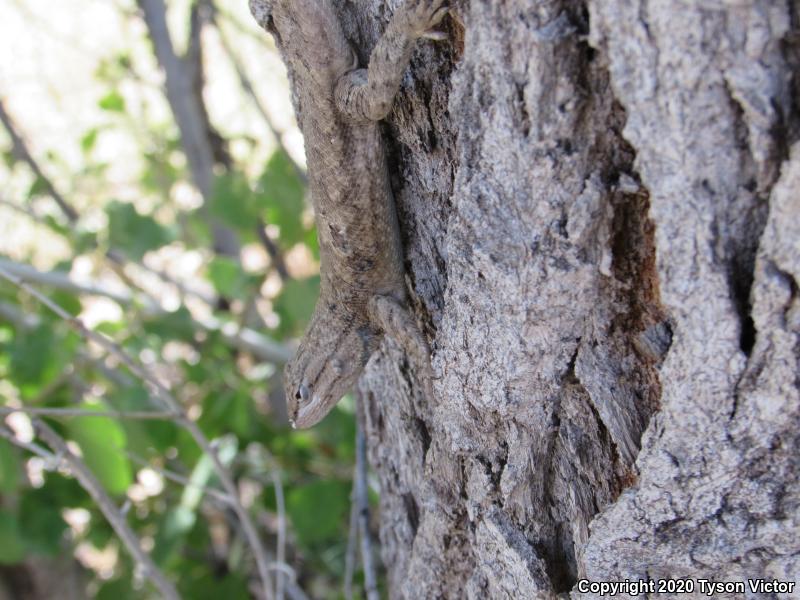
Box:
[0,0,303,266]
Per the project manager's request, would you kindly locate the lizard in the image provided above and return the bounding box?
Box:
[249,0,448,428]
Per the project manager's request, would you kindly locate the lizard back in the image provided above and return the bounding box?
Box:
[270,0,407,308]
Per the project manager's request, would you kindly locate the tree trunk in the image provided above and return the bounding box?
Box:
[333,0,798,596]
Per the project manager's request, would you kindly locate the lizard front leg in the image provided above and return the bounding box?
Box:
[334,0,449,121]
[368,294,435,400]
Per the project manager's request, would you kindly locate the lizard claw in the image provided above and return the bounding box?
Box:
[421,29,449,41]
[403,0,450,39]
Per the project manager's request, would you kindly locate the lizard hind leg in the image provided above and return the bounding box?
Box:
[368,294,435,400]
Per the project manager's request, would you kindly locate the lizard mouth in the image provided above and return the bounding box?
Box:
[294,395,328,429]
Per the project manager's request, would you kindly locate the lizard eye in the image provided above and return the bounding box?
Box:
[296,383,310,402]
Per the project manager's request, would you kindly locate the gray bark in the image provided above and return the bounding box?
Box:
[330,0,798,597]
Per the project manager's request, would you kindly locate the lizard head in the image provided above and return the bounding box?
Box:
[284,311,373,429]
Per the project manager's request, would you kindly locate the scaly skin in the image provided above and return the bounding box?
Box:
[250,0,446,428]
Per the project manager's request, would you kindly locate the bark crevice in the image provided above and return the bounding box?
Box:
[333,0,800,596]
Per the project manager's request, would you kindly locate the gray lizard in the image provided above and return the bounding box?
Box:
[249,0,447,428]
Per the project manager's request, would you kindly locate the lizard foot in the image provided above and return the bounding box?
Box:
[421,5,450,40]
[368,294,435,399]
[402,0,450,39]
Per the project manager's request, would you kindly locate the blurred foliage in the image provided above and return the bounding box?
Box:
[0,1,377,598]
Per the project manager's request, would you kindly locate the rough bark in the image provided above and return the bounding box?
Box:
[328,0,798,597]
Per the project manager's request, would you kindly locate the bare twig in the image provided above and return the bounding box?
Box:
[0,265,177,411]
[2,86,216,311]
[355,392,380,600]
[343,495,359,600]
[0,197,45,223]
[31,420,180,600]
[211,3,307,283]
[137,0,240,258]
[0,299,39,329]
[2,184,216,310]
[207,315,292,364]
[0,423,54,462]
[0,257,292,364]
[282,582,311,600]
[271,469,287,600]
[0,98,79,222]
[209,6,306,183]
[126,451,233,505]
[0,257,138,307]
[0,406,175,421]
[136,0,214,199]
[0,299,135,389]
[256,220,290,280]
[0,265,274,600]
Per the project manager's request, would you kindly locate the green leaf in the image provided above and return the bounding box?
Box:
[50,289,82,317]
[106,200,174,260]
[314,403,356,460]
[273,276,320,336]
[9,324,57,387]
[40,471,89,508]
[114,386,177,454]
[8,324,78,395]
[81,128,100,153]
[199,389,254,438]
[1,149,15,169]
[209,172,255,232]
[207,256,253,299]
[18,488,68,556]
[304,226,320,260]
[141,306,195,342]
[66,402,132,495]
[287,479,350,546]
[0,439,19,493]
[95,52,133,83]
[98,90,126,112]
[73,230,99,254]
[179,570,250,600]
[41,214,72,238]
[152,506,196,566]
[140,150,180,194]
[153,439,236,565]
[0,511,25,564]
[96,576,136,600]
[258,150,306,247]
[27,174,50,198]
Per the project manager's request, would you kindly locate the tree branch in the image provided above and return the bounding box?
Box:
[0,265,275,599]
[355,392,379,600]
[3,420,181,600]
[209,5,306,183]
[0,406,175,421]
[126,451,233,506]
[343,494,359,600]
[256,220,290,280]
[0,98,79,223]
[0,423,54,462]
[0,257,141,307]
[0,256,291,364]
[271,468,287,600]
[137,0,240,258]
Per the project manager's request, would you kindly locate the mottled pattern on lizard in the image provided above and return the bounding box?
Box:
[249,0,447,428]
